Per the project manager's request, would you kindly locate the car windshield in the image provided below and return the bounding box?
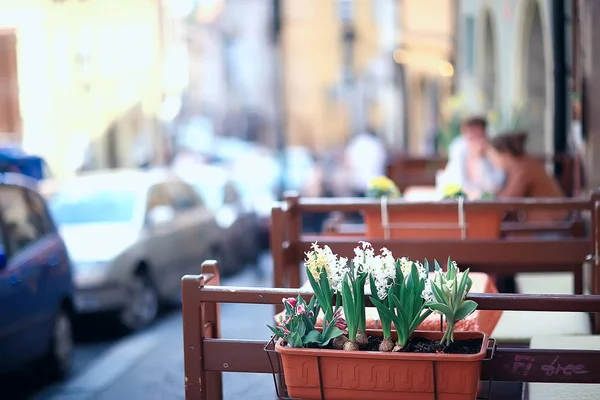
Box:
[48,189,137,225]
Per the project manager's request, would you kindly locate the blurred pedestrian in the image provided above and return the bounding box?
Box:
[345,127,387,197]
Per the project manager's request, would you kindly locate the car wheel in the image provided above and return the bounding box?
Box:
[118,273,159,332]
[40,309,73,381]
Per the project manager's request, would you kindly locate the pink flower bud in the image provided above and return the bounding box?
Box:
[332,308,347,331]
[335,317,348,331]
[282,297,297,308]
[296,303,307,315]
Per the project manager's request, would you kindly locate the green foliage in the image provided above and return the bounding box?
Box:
[426,258,478,346]
[340,262,368,342]
[370,261,432,347]
[267,295,343,348]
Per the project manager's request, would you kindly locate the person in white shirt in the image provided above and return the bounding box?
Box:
[345,128,387,196]
[443,116,505,197]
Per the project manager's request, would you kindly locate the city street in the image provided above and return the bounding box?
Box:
[2,252,523,400]
[3,253,277,400]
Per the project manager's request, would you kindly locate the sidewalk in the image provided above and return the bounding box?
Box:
[40,257,277,400]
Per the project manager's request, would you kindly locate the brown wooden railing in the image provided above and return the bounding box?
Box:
[182,262,600,400]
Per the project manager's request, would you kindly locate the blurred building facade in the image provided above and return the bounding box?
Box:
[280,0,455,154]
[578,0,600,190]
[454,0,554,153]
[186,0,275,144]
[394,0,456,154]
[0,0,174,176]
[282,0,401,151]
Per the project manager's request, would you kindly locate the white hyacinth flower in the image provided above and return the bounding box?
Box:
[370,248,397,300]
[397,257,413,277]
[329,256,349,293]
[352,241,376,276]
[422,279,434,302]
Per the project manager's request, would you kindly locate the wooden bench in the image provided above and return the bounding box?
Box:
[182,261,600,400]
[386,153,576,196]
[270,194,600,335]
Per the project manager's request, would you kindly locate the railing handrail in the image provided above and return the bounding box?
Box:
[188,279,600,312]
[281,195,593,213]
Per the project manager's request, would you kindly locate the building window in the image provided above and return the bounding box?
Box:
[465,16,475,74]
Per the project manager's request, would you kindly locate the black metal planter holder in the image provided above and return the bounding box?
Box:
[265,336,497,400]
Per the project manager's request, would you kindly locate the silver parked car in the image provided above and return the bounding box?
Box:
[177,164,262,275]
[40,169,221,331]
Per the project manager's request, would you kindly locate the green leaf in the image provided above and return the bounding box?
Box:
[410,307,433,333]
[298,318,307,336]
[406,267,414,292]
[322,318,337,338]
[406,292,415,324]
[455,300,478,321]
[411,263,420,288]
[371,296,403,335]
[389,294,409,344]
[267,325,285,338]
[320,269,332,296]
[395,261,405,285]
[434,260,442,272]
[455,268,470,303]
[447,257,457,280]
[354,276,367,332]
[450,277,458,308]
[301,313,315,332]
[287,332,304,348]
[320,271,333,310]
[306,268,325,304]
[303,330,322,344]
[426,302,454,320]
[284,300,294,316]
[466,275,473,293]
[369,276,379,300]
[390,294,408,327]
[321,326,344,345]
[431,282,449,305]
[387,284,396,304]
[342,277,357,335]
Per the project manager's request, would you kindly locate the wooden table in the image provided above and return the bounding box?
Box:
[274,272,502,336]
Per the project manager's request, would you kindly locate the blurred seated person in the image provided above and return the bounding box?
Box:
[486,131,567,223]
[444,116,505,198]
[345,128,387,198]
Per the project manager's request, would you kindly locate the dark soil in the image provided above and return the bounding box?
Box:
[364,335,383,351]
[399,336,483,354]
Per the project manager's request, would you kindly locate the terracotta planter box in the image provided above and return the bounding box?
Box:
[276,330,489,400]
[363,208,501,240]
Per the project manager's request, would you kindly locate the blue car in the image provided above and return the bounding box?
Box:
[0,173,74,380]
[0,147,53,181]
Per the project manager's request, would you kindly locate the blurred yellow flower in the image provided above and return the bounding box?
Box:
[446,94,465,111]
[442,183,463,198]
[367,176,400,198]
[487,110,499,124]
